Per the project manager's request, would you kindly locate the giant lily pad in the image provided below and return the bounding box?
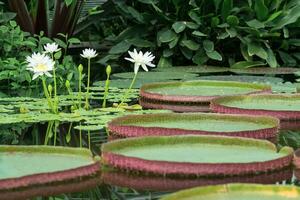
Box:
[161,184,300,200]
[108,113,279,140]
[211,94,300,120]
[101,135,293,177]
[0,146,100,192]
[156,66,230,74]
[140,80,271,112]
[102,168,292,192]
[111,71,198,80]
[230,67,298,75]
[198,75,283,84]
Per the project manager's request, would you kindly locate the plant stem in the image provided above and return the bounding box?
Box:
[85,58,91,110]
[88,130,91,150]
[79,123,82,148]
[78,67,82,108]
[42,78,54,112]
[102,74,110,108]
[118,73,137,108]
[51,54,57,98]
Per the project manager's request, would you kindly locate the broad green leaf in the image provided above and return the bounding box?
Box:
[231,61,266,69]
[128,38,154,47]
[192,50,209,65]
[163,49,173,57]
[266,48,277,68]
[246,19,265,29]
[203,40,214,52]
[192,31,207,37]
[185,22,200,29]
[180,47,193,59]
[265,11,282,22]
[158,29,177,43]
[64,0,73,6]
[221,0,233,20]
[68,38,81,44]
[127,7,145,23]
[225,28,237,38]
[109,41,131,54]
[240,43,252,61]
[278,51,297,66]
[206,50,222,61]
[272,5,300,30]
[255,0,269,21]
[172,21,186,33]
[168,35,179,48]
[158,57,172,68]
[181,40,200,51]
[247,43,268,59]
[289,39,300,46]
[188,10,201,24]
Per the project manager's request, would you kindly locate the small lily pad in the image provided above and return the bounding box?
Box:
[161,184,300,200]
[101,135,293,177]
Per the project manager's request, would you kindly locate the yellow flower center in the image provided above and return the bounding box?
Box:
[36,63,47,71]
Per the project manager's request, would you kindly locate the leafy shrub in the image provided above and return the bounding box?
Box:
[98,0,300,68]
[0,18,80,97]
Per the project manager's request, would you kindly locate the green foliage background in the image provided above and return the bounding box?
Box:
[96,0,300,69]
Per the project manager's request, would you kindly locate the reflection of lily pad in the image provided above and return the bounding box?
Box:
[102,168,292,192]
[1,173,102,200]
[108,113,279,140]
[231,67,298,75]
[198,75,283,83]
[0,146,100,191]
[161,184,300,200]
[156,66,230,74]
[211,94,300,120]
[111,71,198,80]
[101,135,293,177]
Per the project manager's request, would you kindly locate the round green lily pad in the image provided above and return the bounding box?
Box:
[230,67,298,75]
[156,66,230,74]
[161,184,300,200]
[211,94,300,120]
[111,71,198,80]
[198,75,283,83]
[108,113,279,139]
[101,135,293,177]
[0,146,100,191]
[140,80,271,112]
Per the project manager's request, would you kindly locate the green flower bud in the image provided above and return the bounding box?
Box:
[65,80,71,88]
[48,84,53,93]
[78,64,83,73]
[106,65,112,75]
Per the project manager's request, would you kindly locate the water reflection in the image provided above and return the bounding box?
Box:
[0,173,102,200]
[102,168,293,192]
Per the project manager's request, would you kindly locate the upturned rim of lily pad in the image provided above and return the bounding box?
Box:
[107,113,279,140]
[101,168,292,192]
[160,183,300,200]
[211,94,300,120]
[140,80,271,103]
[101,135,293,177]
[0,145,100,191]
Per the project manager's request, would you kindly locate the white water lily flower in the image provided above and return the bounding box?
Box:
[125,49,155,74]
[80,48,98,59]
[26,52,54,80]
[44,43,60,53]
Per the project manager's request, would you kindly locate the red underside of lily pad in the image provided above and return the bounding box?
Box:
[102,152,293,177]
